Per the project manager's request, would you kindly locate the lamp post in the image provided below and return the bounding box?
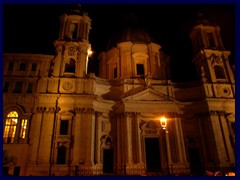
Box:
[160,117,170,176]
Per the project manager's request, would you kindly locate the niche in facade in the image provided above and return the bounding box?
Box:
[64,59,76,73]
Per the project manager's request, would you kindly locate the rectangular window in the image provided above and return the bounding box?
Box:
[31,63,37,71]
[137,64,144,75]
[3,82,9,93]
[8,62,14,71]
[60,120,69,135]
[114,67,117,78]
[19,63,26,71]
[27,83,33,93]
[13,82,23,93]
[207,33,215,48]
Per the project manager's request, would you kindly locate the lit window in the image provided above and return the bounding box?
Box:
[20,119,28,139]
[3,111,18,143]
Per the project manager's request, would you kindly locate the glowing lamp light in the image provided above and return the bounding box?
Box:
[87,49,93,56]
[160,117,167,129]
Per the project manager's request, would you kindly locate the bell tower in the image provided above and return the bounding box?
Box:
[52,5,92,77]
[190,12,235,98]
[189,12,235,168]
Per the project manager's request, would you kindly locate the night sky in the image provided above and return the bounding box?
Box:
[3,4,235,82]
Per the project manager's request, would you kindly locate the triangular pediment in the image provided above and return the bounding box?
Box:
[123,88,173,102]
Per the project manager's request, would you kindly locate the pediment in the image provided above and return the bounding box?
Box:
[123,88,173,102]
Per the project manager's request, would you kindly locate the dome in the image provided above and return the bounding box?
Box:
[107,13,156,50]
[195,11,216,26]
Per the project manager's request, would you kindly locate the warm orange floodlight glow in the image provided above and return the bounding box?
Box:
[87,49,93,56]
[160,117,167,129]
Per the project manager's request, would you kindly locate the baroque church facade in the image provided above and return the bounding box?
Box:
[3,7,235,176]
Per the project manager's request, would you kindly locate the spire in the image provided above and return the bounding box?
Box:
[195,10,215,26]
[65,4,82,15]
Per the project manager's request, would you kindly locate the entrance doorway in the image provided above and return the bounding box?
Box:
[188,147,203,175]
[13,166,20,176]
[103,149,114,173]
[145,138,161,172]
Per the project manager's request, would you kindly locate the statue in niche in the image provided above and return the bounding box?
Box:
[201,66,207,82]
[144,72,152,88]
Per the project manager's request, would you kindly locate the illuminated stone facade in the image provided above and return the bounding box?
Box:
[3,9,235,176]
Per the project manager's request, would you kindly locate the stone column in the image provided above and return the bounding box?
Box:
[117,42,133,78]
[174,117,187,162]
[136,113,143,163]
[60,16,66,39]
[85,109,95,165]
[219,113,235,163]
[165,129,172,164]
[209,111,228,163]
[29,108,44,164]
[52,45,63,77]
[126,113,133,164]
[90,110,96,165]
[76,44,87,77]
[39,108,55,165]
[116,114,122,174]
[95,112,101,164]
[72,109,82,164]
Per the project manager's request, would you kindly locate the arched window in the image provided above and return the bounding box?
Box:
[3,111,29,144]
[214,65,225,79]
[57,146,66,164]
[3,111,18,143]
[64,59,76,73]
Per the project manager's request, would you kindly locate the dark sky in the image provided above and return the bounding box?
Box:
[3,4,235,82]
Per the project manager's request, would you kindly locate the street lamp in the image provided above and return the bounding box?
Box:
[160,117,170,176]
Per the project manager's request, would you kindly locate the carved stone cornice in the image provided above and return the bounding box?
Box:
[209,110,226,116]
[36,107,47,113]
[36,106,60,113]
[195,111,234,118]
[74,107,94,113]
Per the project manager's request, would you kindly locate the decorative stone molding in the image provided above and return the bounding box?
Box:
[62,81,74,91]
[144,72,152,88]
[209,110,226,116]
[208,53,223,66]
[140,120,161,136]
[56,45,63,52]
[100,135,113,149]
[36,106,60,113]
[74,107,94,113]
[36,107,47,113]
